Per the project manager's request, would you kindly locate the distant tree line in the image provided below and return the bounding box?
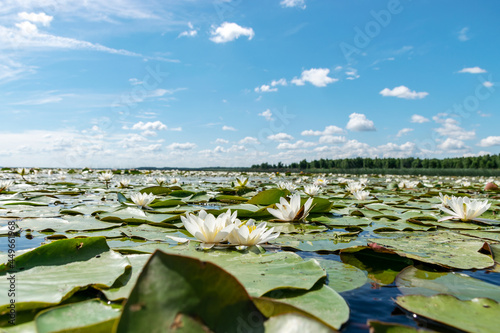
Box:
[251,154,500,171]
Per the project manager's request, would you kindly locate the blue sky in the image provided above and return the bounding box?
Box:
[1,0,499,168]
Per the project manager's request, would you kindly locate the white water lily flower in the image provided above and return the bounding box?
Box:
[267,193,314,222]
[352,190,370,200]
[303,184,321,196]
[155,177,167,186]
[313,177,328,187]
[438,196,491,222]
[346,181,364,194]
[98,170,114,182]
[276,181,297,192]
[181,210,235,249]
[130,192,155,209]
[438,192,453,208]
[117,178,131,188]
[17,168,29,176]
[0,180,13,192]
[236,176,249,187]
[227,219,280,250]
[170,177,180,184]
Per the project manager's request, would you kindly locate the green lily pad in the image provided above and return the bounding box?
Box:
[263,284,349,330]
[35,299,120,333]
[396,295,500,333]
[368,231,494,269]
[115,250,265,332]
[247,189,289,205]
[368,320,430,333]
[271,231,366,252]
[17,216,122,233]
[264,313,335,333]
[0,237,130,314]
[315,258,367,292]
[396,266,500,302]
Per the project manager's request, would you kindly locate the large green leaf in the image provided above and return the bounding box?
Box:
[263,284,349,330]
[0,237,130,314]
[115,250,265,332]
[247,189,289,205]
[396,266,500,302]
[396,295,500,333]
[368,231,494,269]
[17,216,122,233]
[264,313,335,333]
[35,300,120,333]
[315,258,367,292]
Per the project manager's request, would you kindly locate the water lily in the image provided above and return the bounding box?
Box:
[17,168,29,180]
[276,181,297,192]
[181,210,235,249]
[313,177,328,187]
[345,181,364,194]
[303,184,321,196]
[352,190,370,200]
[267,193,314,222]
[227,219,280,250]
[155,177,167,186]
[98,170,114,182]
[0,180,13,192]
[438,192,453,208]
[117,178,131,188]
[438,196,491,222]
[130,192,155,209]
[170,177,180,184]
[236,176,249,187]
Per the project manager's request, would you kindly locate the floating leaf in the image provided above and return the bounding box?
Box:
[396,295,500,333]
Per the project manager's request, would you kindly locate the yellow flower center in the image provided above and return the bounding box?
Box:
[247,225,257,233]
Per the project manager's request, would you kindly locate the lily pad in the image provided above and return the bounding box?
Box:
[315,258,367,292]
[396,266,500,302]
[396,295,500,333]
[115,250,265,332]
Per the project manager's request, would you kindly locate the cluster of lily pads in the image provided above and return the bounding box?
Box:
[0,168,499,332]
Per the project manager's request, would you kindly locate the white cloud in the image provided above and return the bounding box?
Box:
[0,23,141,57]
[210,22,254,43]
[141,130,157,137]
[434,118,475,141]
[131,121,167,131]
[345,68,360,80]
[458,27,469,41]
[291,68,337,87]
[215,138,229,144]
[379,86,428,99]
[477,136,500,147]
[396,128,413,137]
[438,138,467,150]
[346,113,376,132]
[411,114,430,123]
[259,109,273,121]
[167,142,197,150]
[271,78,287,86]
[318,135,346,144]
[301,125,345,136]
[268,133,294,142]
[483,81,494,88]
[254,84,277,93]
[222,125,237,131]
[170,127,182,132]
[280,0,306,9]
[277,140,316,150]
[239,136,260,145]
[178,22,197,38]
[18,12,53,26]
[458,67,487,74]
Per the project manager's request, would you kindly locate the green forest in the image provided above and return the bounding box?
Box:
[250,154,500,176]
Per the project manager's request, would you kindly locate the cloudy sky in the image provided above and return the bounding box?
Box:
[1,0,499,168]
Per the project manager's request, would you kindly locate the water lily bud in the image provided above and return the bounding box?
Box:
[485,182,499,191]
